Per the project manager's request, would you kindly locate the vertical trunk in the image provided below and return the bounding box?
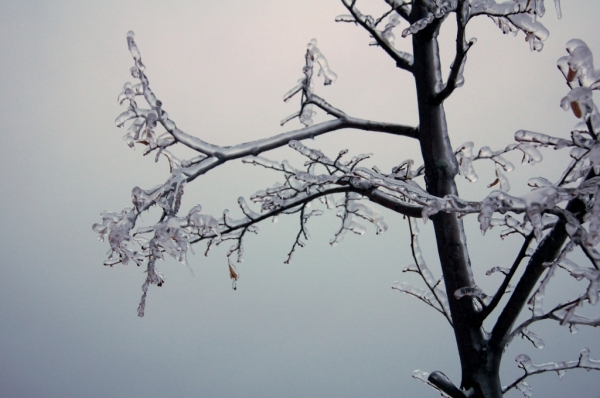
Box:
[410,4,501,397]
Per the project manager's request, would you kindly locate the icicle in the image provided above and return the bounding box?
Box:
[554,0,562,19]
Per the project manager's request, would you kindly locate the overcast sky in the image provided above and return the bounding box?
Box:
[1,1,599,397]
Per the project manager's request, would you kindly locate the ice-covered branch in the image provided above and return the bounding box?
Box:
[117,33,418,186]
[284,205,318,264]
[167,107,418,182]
[435,1,476,103]
[502,348,600,396]
[337,1,414,72]
[479,233,534,321]
[489,193,587,351]
[190,187,352,247]
[383,0,411,21]
[468,0,557,52]
[412,370,470,398]
[428,371,469,398]
[397,217,452,325]
[505,241,600,337]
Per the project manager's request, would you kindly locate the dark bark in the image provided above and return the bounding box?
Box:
[490,197,587,355]
[411,3,501,396]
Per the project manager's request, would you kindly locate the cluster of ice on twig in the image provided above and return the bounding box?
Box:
[502,348,600,396]
[281,39,337,127]
[394,218,452,324]
[469,0,561,52]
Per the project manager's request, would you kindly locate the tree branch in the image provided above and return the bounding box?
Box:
[164,114,418,182]
[428,371,467,398]
[341,0,414,72]
[489,196,586,352]
[407,217,453,326]
[502,349,600,395]
[479,233,534,321]
[435,1,475,104]
[189,186,352,245]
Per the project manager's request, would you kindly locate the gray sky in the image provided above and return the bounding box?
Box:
[1,1,599,397]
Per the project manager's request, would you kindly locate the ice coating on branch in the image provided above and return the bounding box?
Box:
[584,187,600,248]
[335,14,355,23]
[514,130,572,149]
[559,39,600,89]
[455,142,478,182]
[561,87,594,120]
[393,282,449,314]
[346,200,388,234]
[188,205,221,238]
[238,197,261,220]
[556,254,600,305]
[151,170,186,215]
[153,217,191,266]
[385,0,410,8]
[299,105,317,127]
[381,13,401,46]
[515,381,532,397]
[138,246,166,317]
[477,192,512,235]
[432,0,458,18]
[486,266,510,276]
[454,284,490,305]
[472,0,550,51]
[401,219,451,318]
[295,171,340,185]
[289,140,328,162]
[554,304,600,327]
[307,39,338,85]
[329,193,390,246]
[402,13,434,38]
[579,348,600,369]
[115,110,136,128]
[104,209,135,248]
[126,31,145,70]
[281,40,336,126]
[487,174,600,242]
[468,0,521,15]
[411,369,430,383]
[513,349,600,388]
[520,329,545,349]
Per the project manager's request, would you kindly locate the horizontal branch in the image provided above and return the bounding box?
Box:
[168,116,418,181]
[365,189,423,218]
[190,183,424,247]
[189,186,352,245]
[503,349,600,395]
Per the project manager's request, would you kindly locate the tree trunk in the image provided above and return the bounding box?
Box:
[411,5,501,397]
